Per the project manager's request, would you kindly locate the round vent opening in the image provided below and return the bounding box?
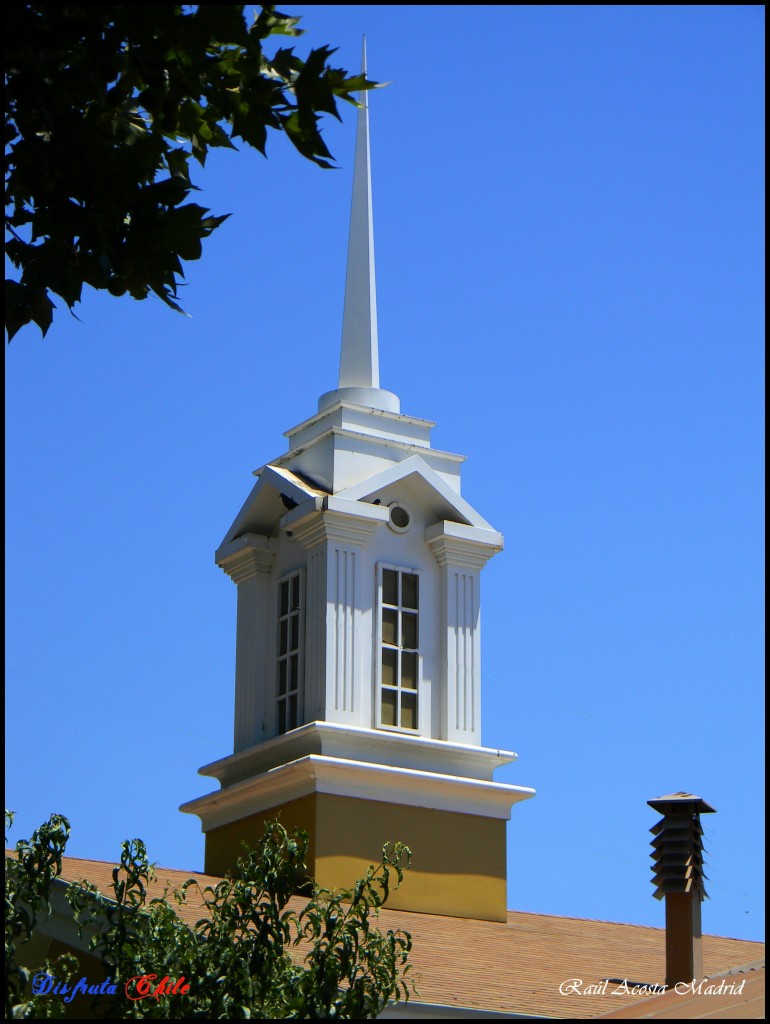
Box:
[388,503,411,532]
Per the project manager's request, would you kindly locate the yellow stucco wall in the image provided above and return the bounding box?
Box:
[204,793,507,922]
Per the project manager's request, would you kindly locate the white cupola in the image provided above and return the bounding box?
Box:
[182,44,534,921]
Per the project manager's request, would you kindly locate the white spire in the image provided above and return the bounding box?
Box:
[339,37,379,389]
[318,38,400,415]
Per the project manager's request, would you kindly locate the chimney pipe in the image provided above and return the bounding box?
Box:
[647,792,715,988]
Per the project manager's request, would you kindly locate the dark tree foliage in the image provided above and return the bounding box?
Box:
[5,5,374,340]
[5,811,78,1019]
[5,811,413,1019]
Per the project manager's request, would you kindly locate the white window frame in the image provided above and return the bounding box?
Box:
[275,567,305,735]
[375,563,421,734]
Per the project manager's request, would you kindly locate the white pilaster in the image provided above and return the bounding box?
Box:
[303,545,327,722]
[292,510,381,727]
[216,534,278,751]
[329,544,357,716]
[426,523,502,745]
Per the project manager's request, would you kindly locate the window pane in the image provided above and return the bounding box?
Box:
[401,651,418,689]
[401,693,417,730]
[381,648,397,687]
[378,566,420,733]
[383,569,398,606]
[402,573,418,610]
[277,572,303,736]
[381,689,397,726]
[402,612,418,650]
[382,608,398,646]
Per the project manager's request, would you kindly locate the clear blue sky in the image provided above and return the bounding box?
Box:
[6,5,764,942]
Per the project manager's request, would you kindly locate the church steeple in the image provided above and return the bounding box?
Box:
[318,39,399,415]
[181,41,535,923]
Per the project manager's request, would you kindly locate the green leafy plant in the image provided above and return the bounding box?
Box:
[5,5,376,339]
[5,812,413,1019]
[5,810,78,1019]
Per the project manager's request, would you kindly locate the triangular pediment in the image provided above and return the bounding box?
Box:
[336,455,495,530]
[219,465,328,547]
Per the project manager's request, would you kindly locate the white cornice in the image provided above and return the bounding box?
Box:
[215,533,278,583]
[284,403,437,441]
[180,754,535,832]
[425,521,504,570]
[270,427,465,469]
[197,720,519,787]
[287,501,388,549]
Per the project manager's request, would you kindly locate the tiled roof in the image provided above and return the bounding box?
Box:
[54,854,224,930]
[595,963,765,1020]
[49,855,765,1019]
[374,906,763,1018]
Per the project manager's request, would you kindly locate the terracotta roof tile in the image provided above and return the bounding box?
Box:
[54,854,223,930]
[595,964,765,1019]
[45,855,764,1018]
[370,905,763,1018]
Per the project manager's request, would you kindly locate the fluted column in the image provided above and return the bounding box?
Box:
[292,509,381,726]
[427,523,502,744]
[216,534,277,751]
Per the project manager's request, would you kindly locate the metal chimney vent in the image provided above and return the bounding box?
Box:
[649,792,714,900]
[647,792,716,987]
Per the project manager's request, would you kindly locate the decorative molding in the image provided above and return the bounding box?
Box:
[272,427,465,469]
[328,427,461,459]
[291,508,383,550]
[197,720,518,788]
[216,533,277,583]
[284,403,436,443]
[287,512,327,550]
[325,511,380,547]
[426,521,503,571]
[181,755,535,832]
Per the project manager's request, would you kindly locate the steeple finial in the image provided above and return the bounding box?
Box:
[318,37,400,415]
[339,37,379,389]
